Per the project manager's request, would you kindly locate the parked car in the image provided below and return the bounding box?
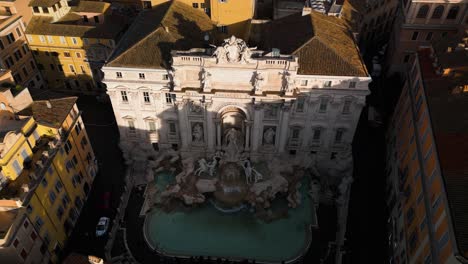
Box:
[95,217,110,237]
[97,192,111,210]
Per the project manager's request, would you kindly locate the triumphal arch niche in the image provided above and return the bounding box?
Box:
[171,35,300,160]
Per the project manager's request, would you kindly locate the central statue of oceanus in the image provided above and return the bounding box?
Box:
[212,36,256,64]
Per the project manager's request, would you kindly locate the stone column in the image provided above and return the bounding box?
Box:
[251,103,263,153]
[278,103,291,153]
[215,118,222,150]
[206,103,215,152]
[175,100,189,150]
[244,121,252,151]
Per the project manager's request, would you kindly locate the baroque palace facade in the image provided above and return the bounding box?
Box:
[103,1,371,161]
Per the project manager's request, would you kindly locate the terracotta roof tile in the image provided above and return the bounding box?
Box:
[107,1,215,69]
[18,97,77,128]
[28,0,60,7]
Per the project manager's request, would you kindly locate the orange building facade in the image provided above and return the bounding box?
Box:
[386,44,468,263]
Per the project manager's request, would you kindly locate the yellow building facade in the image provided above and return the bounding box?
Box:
[141,0,254,37]
[25,0,127,94]
[0,86,97,263]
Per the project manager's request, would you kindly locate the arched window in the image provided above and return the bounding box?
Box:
[446,6,459,19]
[416,5,429,19]
[431,5,444,19]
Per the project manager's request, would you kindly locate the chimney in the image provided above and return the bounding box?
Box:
[46,100,52,109]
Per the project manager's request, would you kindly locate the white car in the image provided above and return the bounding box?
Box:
[95,217,110,237]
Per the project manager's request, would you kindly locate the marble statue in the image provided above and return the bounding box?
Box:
[211,36,254,64]
[192,123,204,143]
[169,69,180,89]
[201,68,211,89]
[253,72,264,92]
[263,127,275,145]
[283,71,295,93]
[328,143,353,179]
[189,101,203,114]
[241,158,263,184]
[224,128,242,149]
[194,158,217,177]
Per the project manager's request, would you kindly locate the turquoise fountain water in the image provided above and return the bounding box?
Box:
[145,172,316,263]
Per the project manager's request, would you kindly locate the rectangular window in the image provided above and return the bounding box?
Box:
[69,65,75,73]
[75,121,82,135]
[165,93,173,103]
[13,239,19,248]
[21,249,27,260]
[30,231,37,241]
[425,32,433,41]
[319,98,328,113]
[20,149,29,160]
[312,128,321,141]
[139,73,145,79]
[335,129,344,143]
[0,39,4,50]
[300,80,308,86]
[342,100,352,114]
[80,65,85,74]
[218,25,228,33]
[193,3,199,8]
[411,31,419,40]
[22,44,29,54]
[162,74,169,80]
[60,36,66,44]
[16,27,22,37]
[324,81,332,87]
[128,120,136,133]
[56,206,64,219]
[143,92,150,103]
[39,35,45,43]
[116,72,122,78]
[148,121,156,132]
[6,33,15,44]
[438,232,449,249]
[50,64,55,70]
[49,190,57,203]
[121,91,128,102]
[23,220,29,229]
[296,97,305,112]
[201,3,205,8]
[80,137,88,149]
[55,180,63,193]
[169,122,177,134]
[76,52,82,58]
[41,177,48,187]
[30,61,36,70]
[71,37,78,45]
[63,51,71,57]
[291,128,300,139]
[47,36,53,43]
[43,7,49,13]
[14,50,23,60]
[12,160,22,175]
[64,139,72,154]
[94,16,100,23]
[34,216,43,229]
[33,6,40,13]
[349,81,356,88]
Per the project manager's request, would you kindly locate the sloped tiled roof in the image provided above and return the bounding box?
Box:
[258,11,367,76]
[29,0,60,7]
[107,1,215,69]
[17,97,77,128]
[26,5,128,39]
[73,1,110,13]
[107,1,367,77]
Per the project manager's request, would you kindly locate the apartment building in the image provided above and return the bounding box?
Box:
[386,43,468,263]
[25,0,129,94]
[387,0,467,74]
[139,0,254,38]
[0,85,98,263]
[0,0,43,89]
